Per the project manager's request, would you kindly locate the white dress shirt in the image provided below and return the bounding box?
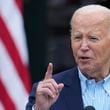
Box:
[78,68,110,110]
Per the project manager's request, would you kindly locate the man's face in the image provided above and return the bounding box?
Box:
[71,14,110,78]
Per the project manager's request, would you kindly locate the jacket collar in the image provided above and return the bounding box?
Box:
[54,67,79,86]
[53,67,84,110]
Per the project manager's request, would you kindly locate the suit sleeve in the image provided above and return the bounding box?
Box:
[26,83,38,110]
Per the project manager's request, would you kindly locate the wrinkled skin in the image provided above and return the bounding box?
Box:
[71,11,110,81]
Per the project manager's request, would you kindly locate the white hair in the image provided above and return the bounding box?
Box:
[74,5,110,14]
[70,4,110,26]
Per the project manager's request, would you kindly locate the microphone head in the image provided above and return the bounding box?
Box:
[84,106,95,110]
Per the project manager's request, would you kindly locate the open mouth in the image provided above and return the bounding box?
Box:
[79,57,91,61]
[80,57,90,59]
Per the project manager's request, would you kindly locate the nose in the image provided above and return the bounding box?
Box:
[80,39,89,52]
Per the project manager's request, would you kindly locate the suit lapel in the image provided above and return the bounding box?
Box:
[52,67,84,110]
[63,68,84,110]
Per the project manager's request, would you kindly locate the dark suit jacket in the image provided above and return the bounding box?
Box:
[26,67,84,110]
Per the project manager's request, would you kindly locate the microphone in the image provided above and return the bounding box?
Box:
[84,106,95,110]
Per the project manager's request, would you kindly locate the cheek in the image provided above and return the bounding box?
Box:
[101,48,110,62]
[101,41,110,55]
[71,43,78,57]
[95,43,110,63]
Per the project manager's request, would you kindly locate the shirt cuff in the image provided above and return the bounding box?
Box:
[32,104,36,110]
[32,104,50,110]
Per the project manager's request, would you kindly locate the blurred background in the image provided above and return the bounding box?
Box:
[0,0,110,110]
[23,0,110,83]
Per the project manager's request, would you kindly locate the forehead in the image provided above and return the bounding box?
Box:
[73,11,106,26]
[72,12,110,33]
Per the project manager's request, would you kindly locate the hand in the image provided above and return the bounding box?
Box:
[35,63,64,110]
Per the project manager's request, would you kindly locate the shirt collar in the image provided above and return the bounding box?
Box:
[78,67,87,95]
[103,74,110,96]
[78,67,110,96]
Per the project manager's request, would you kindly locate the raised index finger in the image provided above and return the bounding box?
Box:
[44,63,53,80]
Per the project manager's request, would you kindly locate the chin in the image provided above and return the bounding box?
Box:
[79,65,93,74]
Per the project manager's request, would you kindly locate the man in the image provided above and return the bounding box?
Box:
[26,5,110,110]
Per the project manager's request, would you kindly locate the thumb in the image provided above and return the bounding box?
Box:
[58,83,64,93]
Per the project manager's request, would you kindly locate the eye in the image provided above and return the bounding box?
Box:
[72,35,82,41]
[74,36,81,39]
[71,32,82,41]
[90,36,100,42]
[72,36,81,42]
